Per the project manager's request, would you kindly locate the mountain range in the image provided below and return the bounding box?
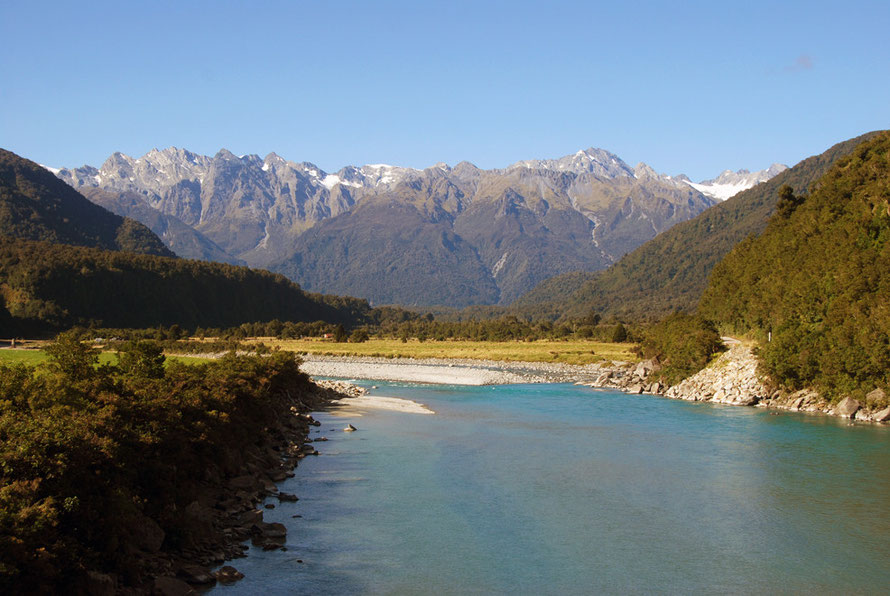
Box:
[52,147,784,307]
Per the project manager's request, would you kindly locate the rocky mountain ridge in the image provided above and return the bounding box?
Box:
[51,146,777,307]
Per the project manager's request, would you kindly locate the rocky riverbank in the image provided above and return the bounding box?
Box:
[83,380,356,596]
[585,344,890,424]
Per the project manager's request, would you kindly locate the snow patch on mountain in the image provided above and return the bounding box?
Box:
[684,163,788,201]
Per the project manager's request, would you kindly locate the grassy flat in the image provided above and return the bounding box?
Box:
[0,349,50,365]
[249,338,637,365]
[0,350,119,366]
[0,349,212,367]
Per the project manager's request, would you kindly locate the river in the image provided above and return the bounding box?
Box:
[212,382,890,594]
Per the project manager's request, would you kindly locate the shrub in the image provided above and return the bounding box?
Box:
[639,313,725,385]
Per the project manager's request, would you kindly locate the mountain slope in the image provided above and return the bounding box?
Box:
[512,131,883,320]
[699,131,890,404]
[80,187,244,265]
[276,199,500,307]
[0,149,172,256]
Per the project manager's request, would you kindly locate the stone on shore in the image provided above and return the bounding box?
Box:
[229,475,260,491]
[214,565,244,584]
[633,359,659,379]
[835,396,861,418]
[130,514,165,553]
[85,571,115,596]
[259,522,287,539]
[237,509,263,528]
[153,576,196,596]
[872,406,890,422]
[865,388,886,406]
[176,565,216,586]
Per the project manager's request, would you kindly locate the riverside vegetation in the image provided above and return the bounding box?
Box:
[699,131,890,408]
[0,333,336,593]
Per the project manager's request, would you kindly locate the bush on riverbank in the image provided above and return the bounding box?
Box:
[0,333,315,593]
[638,313,725,385]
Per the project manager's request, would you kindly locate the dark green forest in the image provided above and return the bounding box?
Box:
[0,239,372,335]
[700,132,890,404]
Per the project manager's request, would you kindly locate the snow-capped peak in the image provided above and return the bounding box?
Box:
[683,163,788,201]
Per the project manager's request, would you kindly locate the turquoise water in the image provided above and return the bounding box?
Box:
[213,383,890,595]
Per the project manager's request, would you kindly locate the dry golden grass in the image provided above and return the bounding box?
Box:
[247,337,637,365]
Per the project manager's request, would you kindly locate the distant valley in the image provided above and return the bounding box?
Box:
[52,148,784,307]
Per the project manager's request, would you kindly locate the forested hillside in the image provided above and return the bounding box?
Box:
[0,149,172,257]
[699,132,890,404]
[0,239,370,334]
[512,132,883,321]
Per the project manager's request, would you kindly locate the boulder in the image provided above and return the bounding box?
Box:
[237,509,263,528]
[130,514,165,553]
[184,501,214,523]
[873,406,890,423]
[177,565,216,586]
[626,384,644,394]
[835,396,861,418]
[153,576,196,596]
[736,395,759,407]
[214,565,244,585]
[229,475,259,491]
[278,492,299,502]
[632,359,658,379]
[85,571,115,596]
[865,388,887,407]
[260,522,288,539]
[344,424,357,432]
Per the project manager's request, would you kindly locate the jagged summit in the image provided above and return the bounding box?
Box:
[507,147,635,178]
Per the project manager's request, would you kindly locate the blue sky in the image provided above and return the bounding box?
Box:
[2,0,888,180]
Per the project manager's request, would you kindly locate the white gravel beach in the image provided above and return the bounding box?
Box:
[329,394,435,416]
[300,354,615,386]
